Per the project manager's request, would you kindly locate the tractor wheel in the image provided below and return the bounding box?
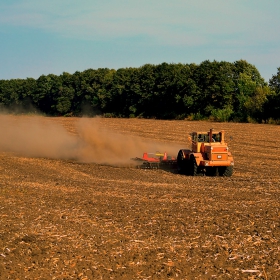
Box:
[218,166,233,177]
[189,155,198,176]
[177,150,188,174]
[206,167,218,176]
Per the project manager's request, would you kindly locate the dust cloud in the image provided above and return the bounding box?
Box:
[0,115,181,165]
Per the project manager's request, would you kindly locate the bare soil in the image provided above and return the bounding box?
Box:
[0,117,280,279]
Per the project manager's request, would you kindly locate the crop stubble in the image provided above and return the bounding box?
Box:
[0,116,280,279]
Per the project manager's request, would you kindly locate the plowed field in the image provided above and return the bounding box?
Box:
[0,116,280,279]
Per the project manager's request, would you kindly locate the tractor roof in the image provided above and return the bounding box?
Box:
[191,131,223,134]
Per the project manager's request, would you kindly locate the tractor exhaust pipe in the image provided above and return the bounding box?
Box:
[209,128,213,143]
[220,130,225,144]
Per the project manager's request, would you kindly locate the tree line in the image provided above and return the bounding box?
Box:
[0,60,279,123]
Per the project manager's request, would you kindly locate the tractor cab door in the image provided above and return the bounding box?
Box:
[191,133,207,152]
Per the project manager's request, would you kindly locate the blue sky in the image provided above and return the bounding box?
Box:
[0,0,279,82]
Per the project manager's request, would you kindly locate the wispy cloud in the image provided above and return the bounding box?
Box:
[1,0,279,47]
[0,0,279,81]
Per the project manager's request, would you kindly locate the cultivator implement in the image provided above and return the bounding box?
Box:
[132,152,177,169]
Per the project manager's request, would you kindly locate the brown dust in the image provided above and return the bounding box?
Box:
[0,115,181,165]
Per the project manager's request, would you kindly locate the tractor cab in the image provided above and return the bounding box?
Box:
[190,129,225,153]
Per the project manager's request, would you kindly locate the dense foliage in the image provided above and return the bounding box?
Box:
[0,60,279,123]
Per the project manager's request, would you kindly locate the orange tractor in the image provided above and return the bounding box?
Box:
[134,128,234,176]
[177,128,234,176]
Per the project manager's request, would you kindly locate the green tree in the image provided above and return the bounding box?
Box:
[244,85,271,122]
[191,60,235,118]
[0,80,19,108]
[232,60,266,121]
[55,72,75,115]
[265,67,280,122]
[136,64,156,118]
[34,74,62,115]
[0,78,37,111]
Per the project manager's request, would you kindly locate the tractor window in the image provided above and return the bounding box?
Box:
[198,134,208,142]
[191,134,198,142]
[194,132,222,142]
[212,133,221,142]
